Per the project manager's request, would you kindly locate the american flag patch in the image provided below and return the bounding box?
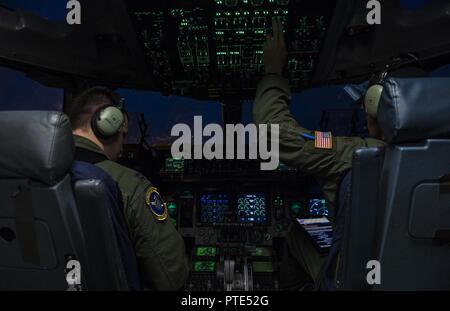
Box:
[314,131,333,149]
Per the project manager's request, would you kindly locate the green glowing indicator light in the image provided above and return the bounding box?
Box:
[167,202,177,213]
[252,247,271,256]
[290,202,302,215]
[196,247,217,257]
[194,261,216,272]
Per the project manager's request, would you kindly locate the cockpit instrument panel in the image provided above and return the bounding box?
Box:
[237,193,267,224]
[308,198,329,217]
[199,193,231,223]
[127,0,337,99]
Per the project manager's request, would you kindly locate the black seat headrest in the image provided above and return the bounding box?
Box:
[378,77,450,143]
[0,111,74,185]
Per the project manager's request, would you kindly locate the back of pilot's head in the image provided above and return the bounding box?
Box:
[68,87,123,130]
[68,87,128,160]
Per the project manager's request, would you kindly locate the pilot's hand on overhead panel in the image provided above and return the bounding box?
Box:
[264,18,287,75]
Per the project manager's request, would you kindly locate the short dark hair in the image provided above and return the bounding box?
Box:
[68,87,122,130]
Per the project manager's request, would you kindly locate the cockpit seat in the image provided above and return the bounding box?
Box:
[337,77,450,290]
[0,111,136,290]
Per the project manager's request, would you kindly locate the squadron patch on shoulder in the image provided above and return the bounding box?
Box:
[314,131,333,150]
[145,187,168,221]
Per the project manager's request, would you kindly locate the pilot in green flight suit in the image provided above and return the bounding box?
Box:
[254,19,385,288]
[68,87,189,291]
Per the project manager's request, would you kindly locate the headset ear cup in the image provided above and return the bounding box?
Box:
[91,107,103,139]
[92,106,124,138]
[364,84,383,119]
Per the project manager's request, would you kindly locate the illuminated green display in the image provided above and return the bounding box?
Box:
[194,261,216,272]
[196,247,217,257]
[165,158,184,173]
[251,247,271,257]
[167,202,177,227]
[290,202,302,216]
[167,202,177,215]
[252,261,274,273]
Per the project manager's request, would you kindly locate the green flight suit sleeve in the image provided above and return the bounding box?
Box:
[253,74,384,216]
[253,74,386,282]
[125,181,189,291]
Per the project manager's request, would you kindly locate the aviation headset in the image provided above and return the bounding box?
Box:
[364,68,389,119]
[364,54,422,119]
[90,87,126,139]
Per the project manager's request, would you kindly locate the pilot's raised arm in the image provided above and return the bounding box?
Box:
[253,18,384,218]
[253,19,386,289]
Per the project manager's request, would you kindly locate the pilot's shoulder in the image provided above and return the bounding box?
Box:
[365,137,386,148]
[96,160,150,189]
